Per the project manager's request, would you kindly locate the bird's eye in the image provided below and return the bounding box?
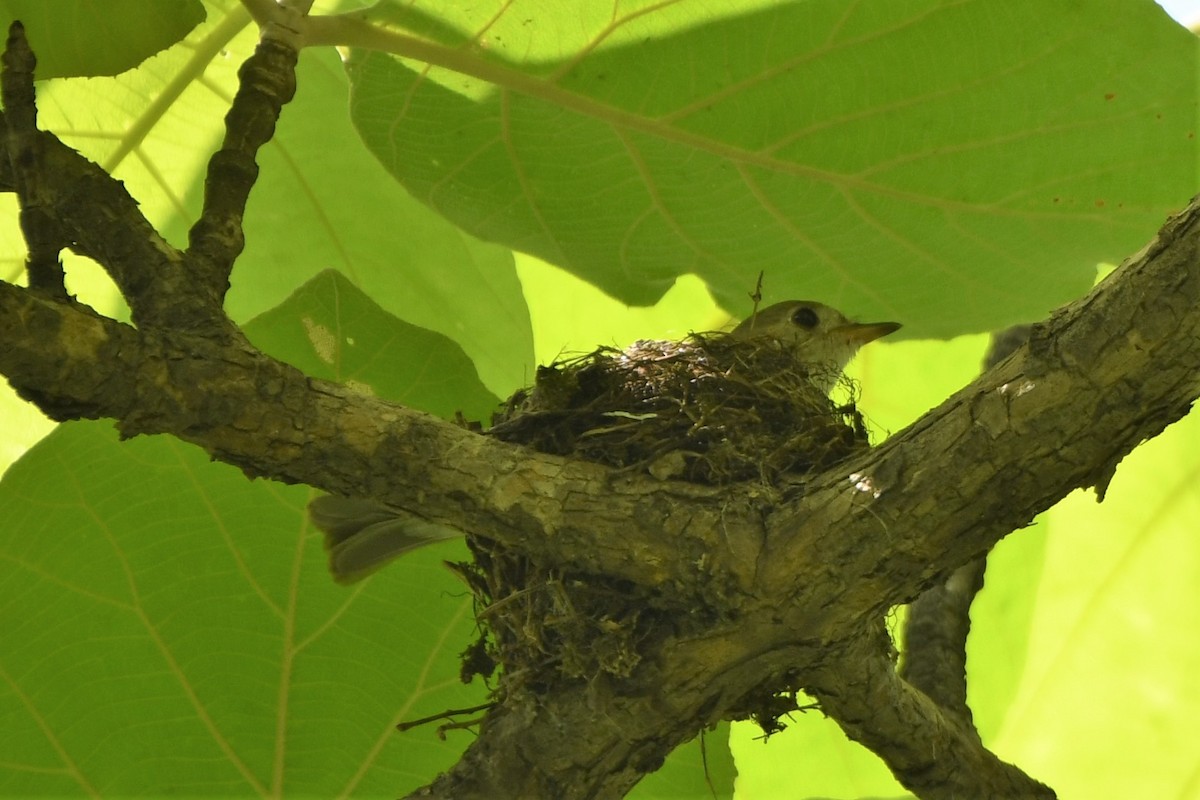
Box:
[790,306,820,329]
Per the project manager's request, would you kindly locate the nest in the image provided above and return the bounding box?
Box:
[488,332,868,483]
[453,331,874,697]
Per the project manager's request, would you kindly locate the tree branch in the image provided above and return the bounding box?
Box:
[899,324,1031,724]
[186,22,297,294]
[0,23,66,298]
[760,209,1200,612]
[0,26,219,331]
[808,623,1055,799]
[0,278,743,592]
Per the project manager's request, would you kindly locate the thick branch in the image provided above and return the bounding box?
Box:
[899,324,1031,723]
[0,280,744,593]
[761,201,1200,615]
[808,625,1054,799]
[8,192,1196,616]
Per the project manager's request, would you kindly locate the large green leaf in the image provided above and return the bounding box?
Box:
[0,0,205,78]
[231,47,534,396]
[347,0,1196,336]
[245,268,501,424]
[0,420,483,797]
[991,408,1200,797]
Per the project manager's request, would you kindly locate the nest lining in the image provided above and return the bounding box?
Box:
[488,332,868,484]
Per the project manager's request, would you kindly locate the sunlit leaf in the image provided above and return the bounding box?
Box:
[0,0,204,78]
[348,0,1196,336]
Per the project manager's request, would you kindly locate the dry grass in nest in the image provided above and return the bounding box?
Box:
[454,332,875,697]
[488,332,868,484]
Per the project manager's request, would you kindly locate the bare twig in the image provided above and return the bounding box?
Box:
[396,702,494,733]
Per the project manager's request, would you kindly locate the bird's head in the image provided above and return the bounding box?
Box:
[730,300,901,390]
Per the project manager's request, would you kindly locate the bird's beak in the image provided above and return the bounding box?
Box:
[835,321,902,345]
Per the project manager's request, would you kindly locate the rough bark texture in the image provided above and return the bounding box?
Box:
[899,325,1030,727]
[4,12,1198,799]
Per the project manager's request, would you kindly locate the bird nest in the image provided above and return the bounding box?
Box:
[453,332,874,696]
[487,332,868,484]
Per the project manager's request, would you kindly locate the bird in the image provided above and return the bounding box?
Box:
[728,300,901,392]
[308,496,462,584]
[309,300,900,584]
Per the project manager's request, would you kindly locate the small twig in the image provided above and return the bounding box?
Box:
[748,270,764,311]
[2,24,214,329]
[699,729,717,800]
[239,0,281,26]
[396,702,495,733]
[435,715,487,740]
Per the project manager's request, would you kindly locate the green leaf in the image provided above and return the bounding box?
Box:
[992,407,1200,796]
[0,0,205,78]
[347,0,1196,337]
[231,46,535,397]
[3,2,1199,796]
[630,723,736,800]
[244,268,501,423]
[0,421,484,797]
